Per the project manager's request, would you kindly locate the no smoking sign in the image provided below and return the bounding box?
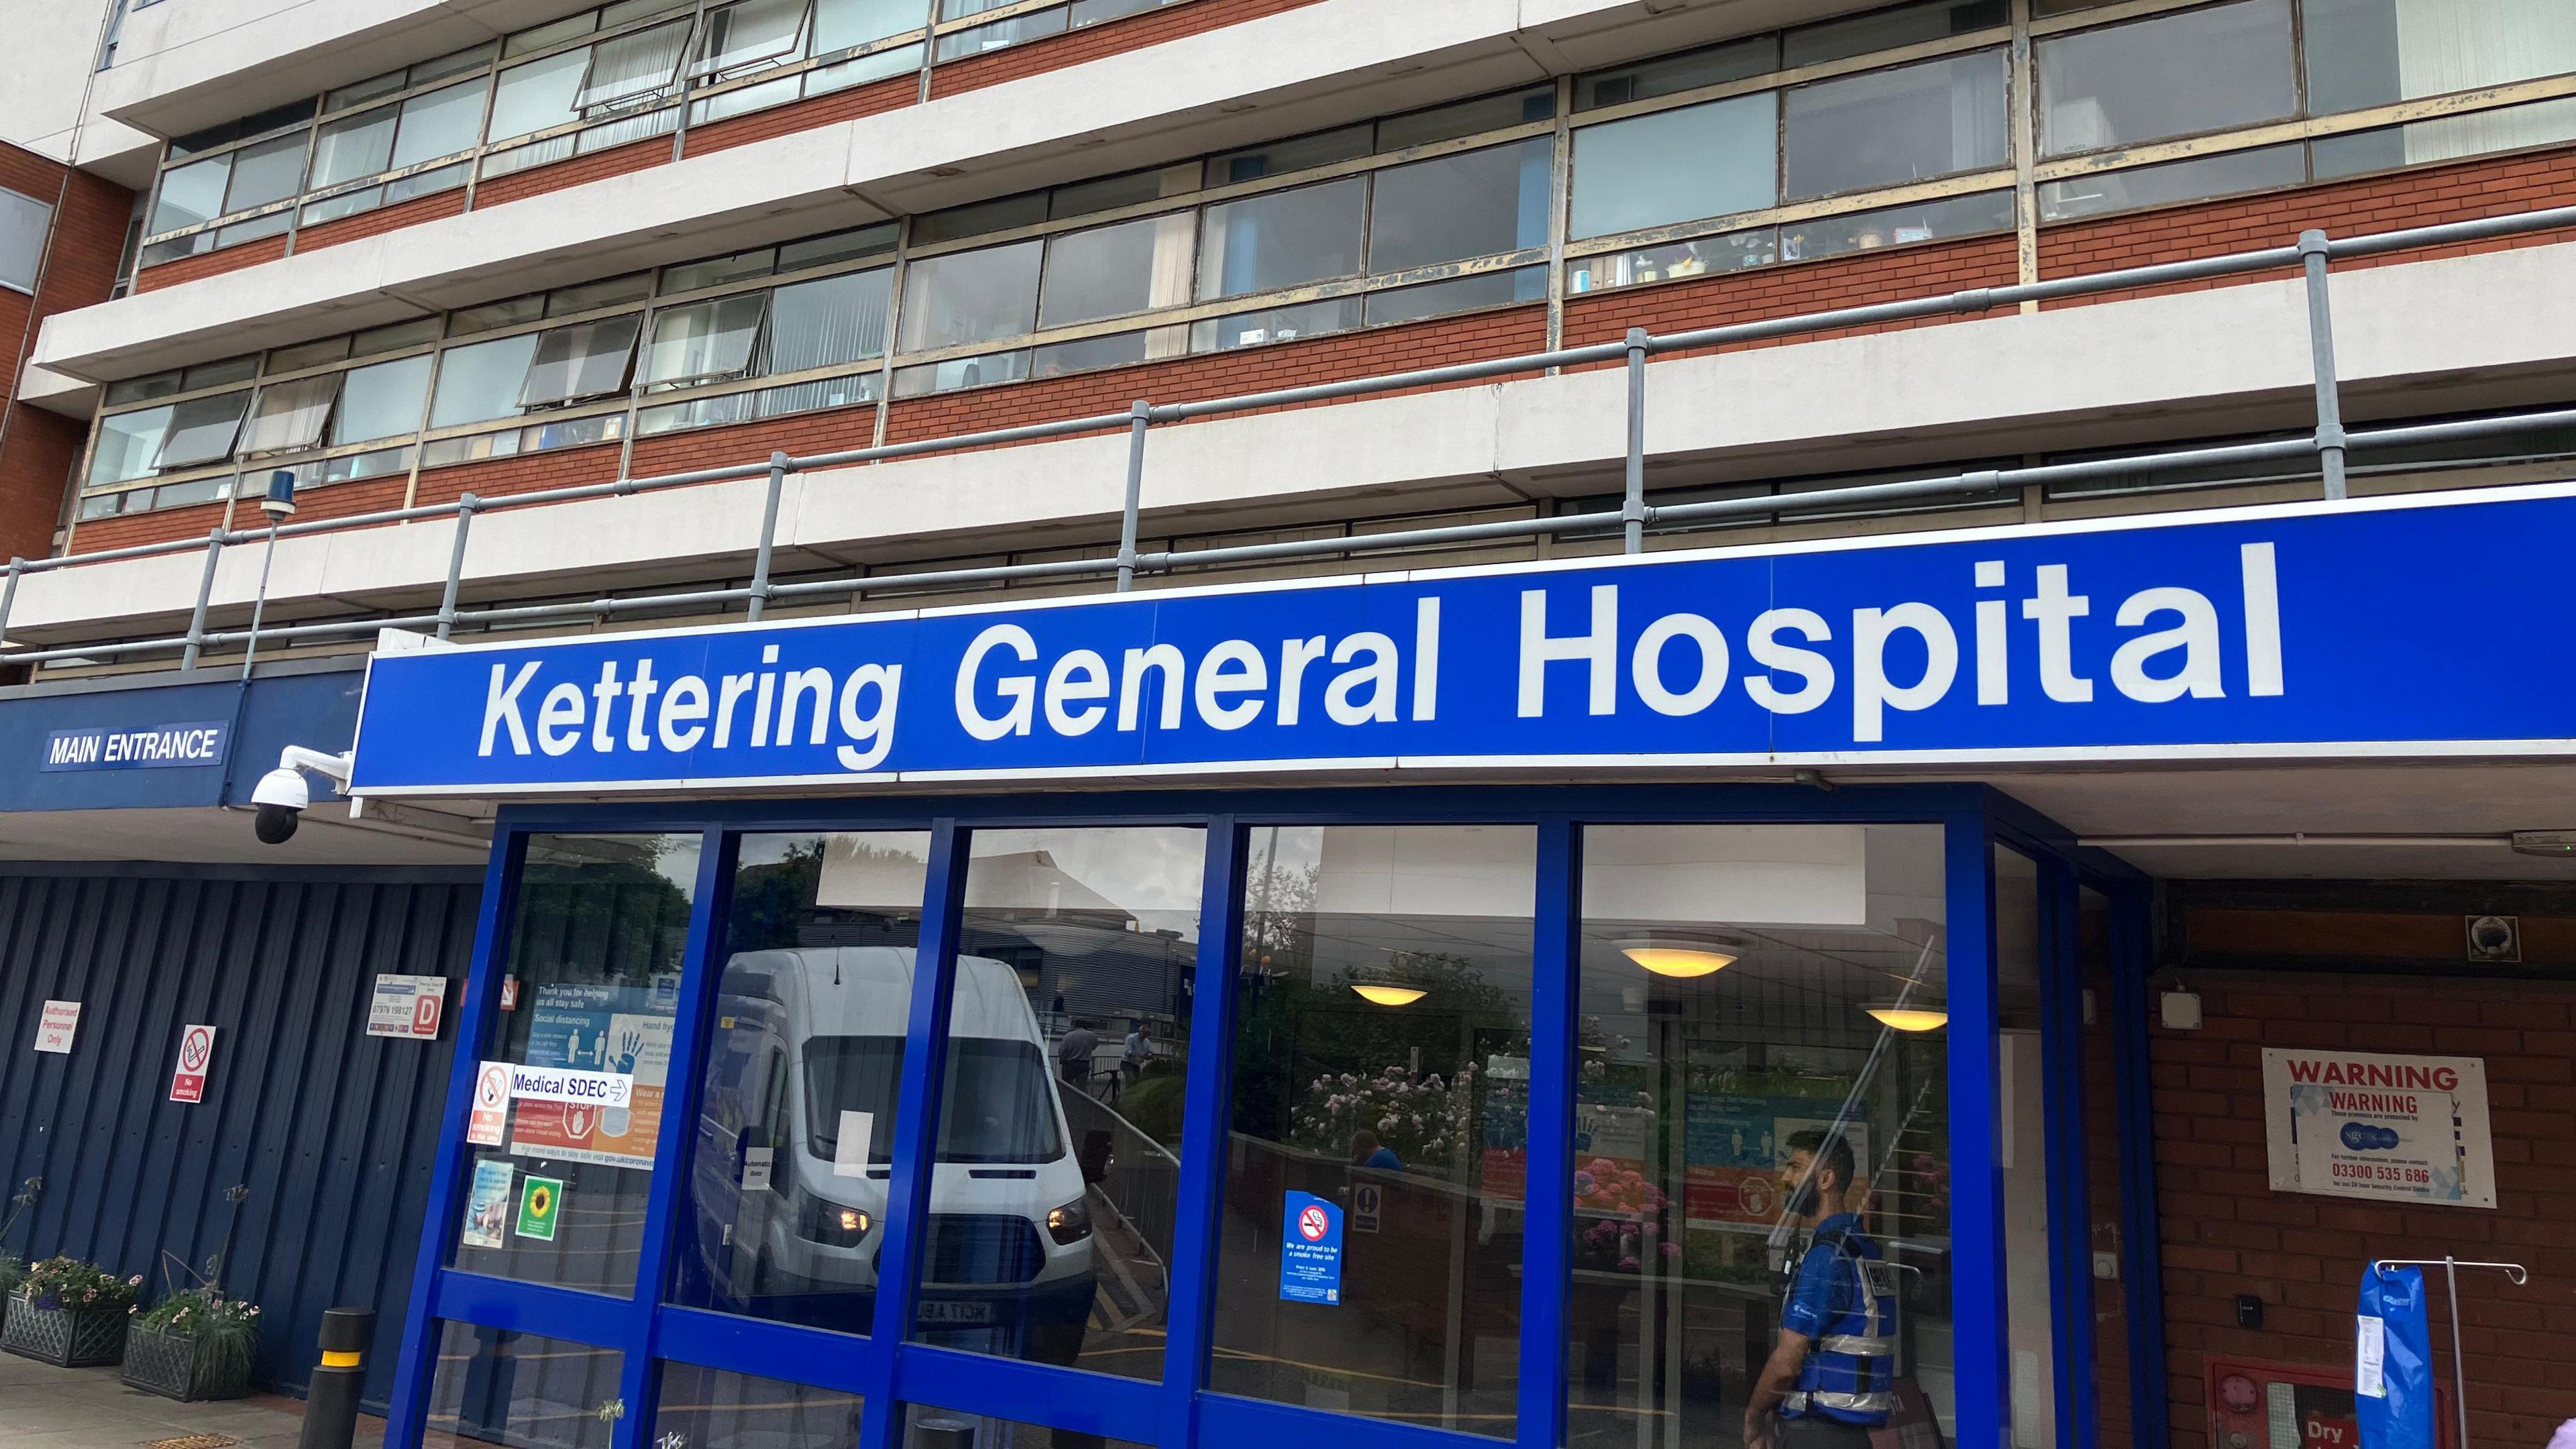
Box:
[168,1024,219,1104]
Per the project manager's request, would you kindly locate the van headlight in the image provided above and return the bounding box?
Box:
[1044,1196,1091,1246]
[795,1190,872,1246]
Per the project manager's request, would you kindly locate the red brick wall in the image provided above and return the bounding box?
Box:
[412,441,625,509]
[290,476,411,525]
[627,408,878,477]
[1562,233,2023,362]
[887,301,1550,444]
[471,137,673,209]
[683,74,918,156]
[2038,146,2576,307]
[292,190,469,253]
[133,232,289,292]
[1,144,131,562]
[2149,969,2576,1449]
[928,0,1331,98]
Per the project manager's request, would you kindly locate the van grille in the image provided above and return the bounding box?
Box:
[922,1214,1044,1285]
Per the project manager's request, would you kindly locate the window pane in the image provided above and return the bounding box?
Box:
[1367,137,1552,274]
[914,193,1047,246]
[2312,95,2576,176]
[430,333,543,430]
[311,107,398,189]
[933,8,1065,61]
[394,80,492,168]
[890,349,1030,397]
[1996,848,2057,1449]
[907,828,1203,1379]
[1778,189,2012,260]
[1213,825,1535,1436]
[1197,176,1366,301]
[1570,94,1776,240]
[1362,266,1544,326]
[493,50,591,142]
[898,241,1042,352]
[769,268,894,370]
[451,834,700,1294]
[154,392,252,469]
[1785,0,2005,66]
[1204,125,1371,187]
[1377,85,1556,152]
[2037,0,2296,156]
[1037,212,1195,329]
[239,374,341,455]
[2305,0,2576,115]
[1574,35,1776,111]
[1785,50,2008,201]
[551,273,654,316]
[520,315,645,407]
[779,225,898,270]
[223,134,309,213]
[672,833,929,1337]
[1570,825,1955,1448]
[663,246,777,294]
[1197,296,1362,352]
[333,353,435,444]
[657,1367,865,1449]
[580,19,694,109]
[645,293,768,385]
[698,0,809,74]
[817,0,932,52]
[903,1407,1141,1449]
[1568,227,1779,295]
[0,186,50,292]
[152,158,231,233]
[90,407,175,485]
[2038,144,2305,221]
[422,1324,621,1449]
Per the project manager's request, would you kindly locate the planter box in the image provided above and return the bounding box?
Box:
[121,1321,253,1401]
[0,1289,127,1367]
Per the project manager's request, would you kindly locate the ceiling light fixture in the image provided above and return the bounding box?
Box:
[1865,1005,1949,1032]
[1617,936,1739,979]
[1351,983,1428,1007]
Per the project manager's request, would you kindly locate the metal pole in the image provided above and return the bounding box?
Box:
[437,494,476,641]
[748,452,787,622]
[239,525,280,680]
[2300,229,2350,502]
[180,529,225,672]
[1623,327,1649,553]
[2446,1256,2469,1449]
[1116,400,1150,592]
[0,558,21,653]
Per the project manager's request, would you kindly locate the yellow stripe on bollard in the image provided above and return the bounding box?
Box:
[319,1350,362,1368]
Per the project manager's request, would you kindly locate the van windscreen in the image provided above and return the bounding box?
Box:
[806,1036,1065,1165]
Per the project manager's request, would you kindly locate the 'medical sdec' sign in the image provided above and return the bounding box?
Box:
[346,485,2576,796]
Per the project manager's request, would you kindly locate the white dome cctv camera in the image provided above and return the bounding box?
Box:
[250,746,354,845]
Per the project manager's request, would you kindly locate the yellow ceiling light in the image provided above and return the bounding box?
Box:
[1617,936,1739,979]
[1352,983,1428,1007]
[1866,1005,1949,1032]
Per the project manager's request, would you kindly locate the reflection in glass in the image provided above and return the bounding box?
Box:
[451,835,700,1295]
[2038,145,2306,223]
[1570,95,1776,240]
[901,1405,1144,1449]
[1568,825,1953,1449]
[1778,191,2013,262]
[1197,178,1367,301]
[2037,0,2296,156]
[1996,848,2055,1449]
[913,827,1205,1385]
[422,1324,622,1449]
[1038,213,1197,329]
[1213,825,1535,1436]
[653,1366,863,1449]
[672,832,930,1336]
[1784,50,2008,201]
[900,242,1043,352]
[2304,0,2576,117]
[1366,138,1552,274]
[2078,887,2133,1449]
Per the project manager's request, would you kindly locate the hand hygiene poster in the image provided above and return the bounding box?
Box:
[2261,1049,2496,1209]
[507,978,677,1170]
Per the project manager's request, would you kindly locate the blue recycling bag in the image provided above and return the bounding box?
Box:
[2357,1265,2435,1449]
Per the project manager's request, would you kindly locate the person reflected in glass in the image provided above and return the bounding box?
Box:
[1055,1016,1097,1093]
[1348,1128,1403,1172]
[1121,1020,1150,1087]
[1743,1130,1898,1449]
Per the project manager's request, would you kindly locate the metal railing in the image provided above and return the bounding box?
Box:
[8,203,2576,672]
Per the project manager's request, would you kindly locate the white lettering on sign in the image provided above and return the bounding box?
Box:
[34,1000,80,1054]
[507,1063,635,1108]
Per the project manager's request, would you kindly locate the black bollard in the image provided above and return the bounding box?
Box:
[296,1307,376,1449]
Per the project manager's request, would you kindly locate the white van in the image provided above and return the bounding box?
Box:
[689,947,1095,1354]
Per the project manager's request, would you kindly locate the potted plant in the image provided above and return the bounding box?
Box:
[123,1285,260,1401]
[1,1256,141,1366]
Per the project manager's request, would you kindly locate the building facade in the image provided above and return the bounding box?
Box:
[3,5,2576,1449]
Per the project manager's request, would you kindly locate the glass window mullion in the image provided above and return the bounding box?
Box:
[1947,817,2006,1449]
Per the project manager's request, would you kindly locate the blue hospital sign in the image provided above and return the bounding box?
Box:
[346,486,2576,795]
[40,721,228,772]
[1279,1191,1345,1305]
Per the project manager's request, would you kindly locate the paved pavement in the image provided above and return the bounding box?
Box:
[0,1353,384,1449]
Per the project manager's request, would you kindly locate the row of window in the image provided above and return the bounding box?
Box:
[78,0,2576,520]
[134,0,1198,264]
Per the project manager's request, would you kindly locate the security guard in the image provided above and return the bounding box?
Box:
[1744,1128,1899,1449]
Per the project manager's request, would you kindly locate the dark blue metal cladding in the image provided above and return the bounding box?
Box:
[0,866,482,1411]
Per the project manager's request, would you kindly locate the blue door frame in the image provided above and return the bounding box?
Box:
[380,782,2165,1449]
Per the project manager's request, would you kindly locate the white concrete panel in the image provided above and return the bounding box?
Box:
[0,0,117,162]
[14,241,2576,640]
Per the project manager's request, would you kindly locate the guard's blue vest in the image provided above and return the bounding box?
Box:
[1782,1222,1900,1426]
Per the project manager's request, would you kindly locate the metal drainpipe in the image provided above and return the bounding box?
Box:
[1622,328,1649,553]
[2300,229,2350,502]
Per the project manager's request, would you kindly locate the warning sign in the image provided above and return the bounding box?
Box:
[169,1024,218,1104]
[34,1000,80,1054]
[467,1061,512,1146]
[2261,1048,2496,1209]
[1279,1191,1344,1305]
[367,975,448,1038]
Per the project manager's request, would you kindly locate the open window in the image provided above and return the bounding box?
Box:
[519,315,646,409]
[643,293,767,388]
[578,18,695,111]
[152,392,254,470]
[694,0,808,76]
[239,374,343,455]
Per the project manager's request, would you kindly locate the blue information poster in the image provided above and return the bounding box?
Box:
[1279,1191,1344,1305]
